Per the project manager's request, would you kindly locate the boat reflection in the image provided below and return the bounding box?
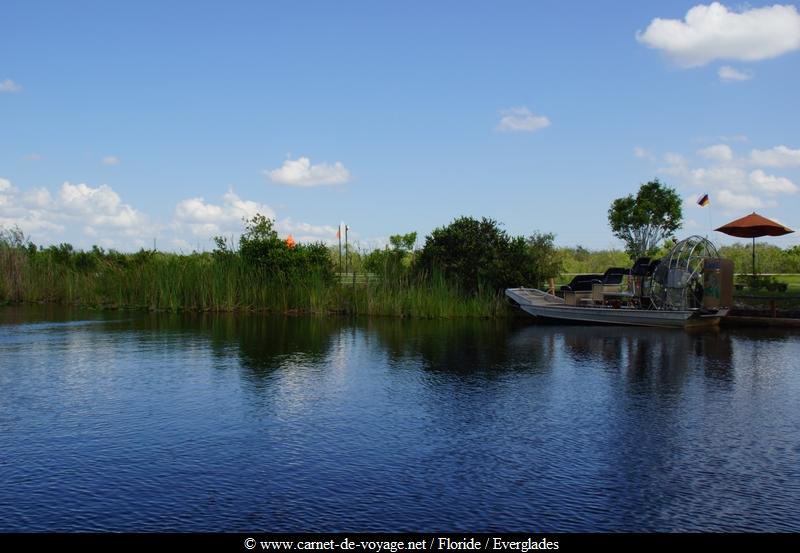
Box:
[511,324,734,381]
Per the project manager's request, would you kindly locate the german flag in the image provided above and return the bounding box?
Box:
[697,193,710,207]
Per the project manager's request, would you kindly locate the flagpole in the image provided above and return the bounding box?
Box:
[338,223,342,273]
[345,224,349,274]
[708,205,713,236]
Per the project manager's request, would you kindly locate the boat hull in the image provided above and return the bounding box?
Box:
[506,288,726,329]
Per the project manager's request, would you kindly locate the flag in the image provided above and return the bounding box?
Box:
[336,227,340,239]
[285,234,295,249]
[697,193,710,207]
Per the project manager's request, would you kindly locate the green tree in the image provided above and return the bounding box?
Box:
[238,214,333,280]
[526,232,563,288]
[238,214,286,269]
[364,231,417,279]
[415,217,552,294]
[558,247,630,274]
[389,232,417,252]
[608,179,682,260]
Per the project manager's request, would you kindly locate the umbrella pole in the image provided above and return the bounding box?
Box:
[752,236,756,285]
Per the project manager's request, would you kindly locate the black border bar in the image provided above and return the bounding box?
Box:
[1,532,798,551]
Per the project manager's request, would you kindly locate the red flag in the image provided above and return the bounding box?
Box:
[336,228,340,239]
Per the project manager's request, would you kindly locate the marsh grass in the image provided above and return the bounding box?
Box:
[0,243,510,318]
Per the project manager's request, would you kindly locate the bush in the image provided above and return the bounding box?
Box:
[415,216,558,294]
[363,232,417,279]
[238,214,333,281]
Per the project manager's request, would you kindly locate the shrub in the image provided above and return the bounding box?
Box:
[238,214,334,281]
[415,216,557,294]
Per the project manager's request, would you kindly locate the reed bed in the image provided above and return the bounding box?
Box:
[0,245,509,318]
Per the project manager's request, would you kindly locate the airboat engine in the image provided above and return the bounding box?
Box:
[652,236,734,311]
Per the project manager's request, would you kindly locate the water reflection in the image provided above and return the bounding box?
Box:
[2,306,799,532]
[204,315,338,375]
[555,325,734,385]
[365,318,515,373]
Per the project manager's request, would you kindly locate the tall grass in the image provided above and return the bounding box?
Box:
[0,243,510,318]
[337,272,507,318]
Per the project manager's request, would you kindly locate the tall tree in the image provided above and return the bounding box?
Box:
[608,179,683,260]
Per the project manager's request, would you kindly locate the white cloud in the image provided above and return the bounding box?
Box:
[749,169,797,194]
[634,146,655,160]
[496,106,551,133]
[689,166,748,190]
[24,187,53,208]
[637,3,800,67]
[663,152,687,166]
[221,190,276,221]
[274,218,339,243]
[2,179,350,251]
[652,141,799,221]
[175,198,226,224]
[265,157,350,187]
[102,156,120,166]
[718,66,752,82]
[58,182,143,228]
[0,79,22,93]
[174,190,276,236]
[1,180,149,240]
[657,152,689,177]
[717,189,776,210]
[0,211,64,235]
[697,144,733,162]
[750,145,800,167]
[173,190,348,245]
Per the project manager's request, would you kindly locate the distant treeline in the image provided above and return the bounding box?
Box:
[716,243,800,274]
[3,217,798,316]
[558,243,800,276]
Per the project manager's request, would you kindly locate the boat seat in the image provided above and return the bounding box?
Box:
[565,290,592,306]
[560,274,602,292]
[601,267,628,285]
[630,257,651,277]
[600,267,628,293]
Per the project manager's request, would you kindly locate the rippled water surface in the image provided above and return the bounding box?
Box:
[1,306,799,532]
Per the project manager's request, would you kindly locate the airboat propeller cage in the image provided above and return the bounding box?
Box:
[652,235,733,311]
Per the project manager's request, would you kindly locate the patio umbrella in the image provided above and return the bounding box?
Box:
[714,212,794,281]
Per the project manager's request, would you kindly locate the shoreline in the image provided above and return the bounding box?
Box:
[723,315,800,328]
[5,300,800,327]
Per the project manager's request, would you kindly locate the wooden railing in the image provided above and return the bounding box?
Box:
[336,272,380,285]
[733,294,800,318]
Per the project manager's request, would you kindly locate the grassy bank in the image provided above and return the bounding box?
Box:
[0,244,508,318]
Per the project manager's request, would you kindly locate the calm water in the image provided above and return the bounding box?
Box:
[1,306,799,532]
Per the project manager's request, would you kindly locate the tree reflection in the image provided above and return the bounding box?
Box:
[365,317,518,374]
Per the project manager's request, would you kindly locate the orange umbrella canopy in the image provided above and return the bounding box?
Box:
[715,212,794,279]
[715,212,794,238]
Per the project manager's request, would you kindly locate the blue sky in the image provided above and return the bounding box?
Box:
[2,1,799,252]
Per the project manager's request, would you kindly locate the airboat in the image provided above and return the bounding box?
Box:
[505,236,734,328]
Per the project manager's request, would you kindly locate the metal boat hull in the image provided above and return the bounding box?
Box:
[506,288,726,329]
